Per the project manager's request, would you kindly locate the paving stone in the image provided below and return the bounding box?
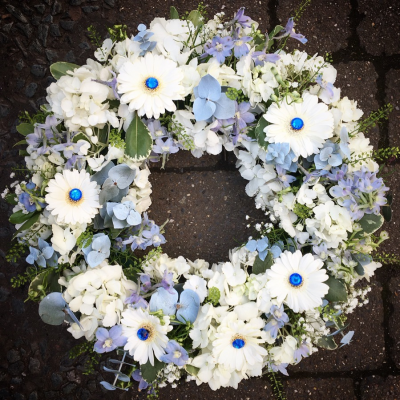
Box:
[149,170,265,263]
[277,0,351,55]
[6,5,29,24]
[158,379,273,399]
[389,276,400,367]
[150,150,222,169]
[285,377,356,400]
[361,375,400,399]
[289,283,385,373]
[357,1,400,56]
[334,61,380,149]
[386,69,400,148]
[60,20,75,31]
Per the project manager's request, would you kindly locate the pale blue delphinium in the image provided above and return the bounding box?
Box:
[19,182,45,212]
[193,74,236,121]
[315,74,334,100]
[152,137,180,156]
[252,51,280,67]
[149,287,200,324]
[26,238,58,268]
[146,119,169,140]
[141,224,166,247]
[159,340,189,366]
[94,325,127,354]
[269,362,289,376]
[204,36,234,63]
[233,28,252,58]
[82,233,111,267]
[124,290,148,309]
[133,24,156,56]
[140,274,152,292]
[132,370,151,392]
[234,7,252,28]
[276,165,296,188]
[276,17,307,44]
[314,141,343,169]
[294,342,311,363]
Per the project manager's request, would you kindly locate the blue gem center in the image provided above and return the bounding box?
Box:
[137,328,150,341]
[232,338,245,349]
[290,117,304,130]
[145,77,159,90]
[289,273,303,287]
[69,188,82,202]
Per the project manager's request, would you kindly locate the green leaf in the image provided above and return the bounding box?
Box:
[317,335,338,350]
[13,139,27,147]
[72,132,91,144]
[170,6,179,19]
[125,113,153,161]
[12,212,40,239]
[141,359,165,383]
[187,10,203,27]
[29,270,61,300]
[5,193,18,205]
[107,99,120,109]
[185,365,200,377]
[16,123,34,136]
[357,213,384,235]
[252,252,274,275]
[50,62,80,80]
[324,277,348,303]
[255,116,269,150]
[123,266,139,282]
[382,206,392,222]
[9,210,34,224]
[19,150,29,156]
[268,25,284,40]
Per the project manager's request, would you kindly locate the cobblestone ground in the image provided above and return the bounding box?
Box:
[0,0,399,399]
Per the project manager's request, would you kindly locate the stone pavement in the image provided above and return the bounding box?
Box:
[0,0,400,399]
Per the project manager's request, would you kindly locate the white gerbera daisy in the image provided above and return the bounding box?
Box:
[263,93,334,158]
[266,250,329,313]
[212,313,268,373]
[117,52,184,119]
[121,308,172,366]
[45,169,100,225]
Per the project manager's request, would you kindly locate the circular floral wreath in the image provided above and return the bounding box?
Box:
[5,5,393,395]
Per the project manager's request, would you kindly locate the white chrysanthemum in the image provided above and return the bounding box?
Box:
[212,313,268,373]
[45,169,100,225]
[121,308,172,366]
[117,53,184,119]
[263,93,334,158]
[266,250,329,313]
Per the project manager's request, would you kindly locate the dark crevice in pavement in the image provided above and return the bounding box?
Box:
[267,0,280,32]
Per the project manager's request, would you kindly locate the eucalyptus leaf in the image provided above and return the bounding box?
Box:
[103,367,131,382]
[38,292,67,325]
[317,335,338,350]
[252,252,274,275]
[141,359,165,383]
[16,122,34,136]
[91,161,115,186]
[125,113,152,161]
[100,381,117,391]
[170,6,179,19]
[324,277,348,303]
[50,62,80,80]
[109,359,136,367]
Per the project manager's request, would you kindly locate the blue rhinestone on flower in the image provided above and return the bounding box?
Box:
[137,328,150,341]
[289,272,303,287]
[232,338,245,349]
[69,188,82,202]
[290,117,304,131]
[145,77,159,90]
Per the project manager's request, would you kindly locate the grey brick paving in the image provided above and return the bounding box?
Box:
[0,0,400,399]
